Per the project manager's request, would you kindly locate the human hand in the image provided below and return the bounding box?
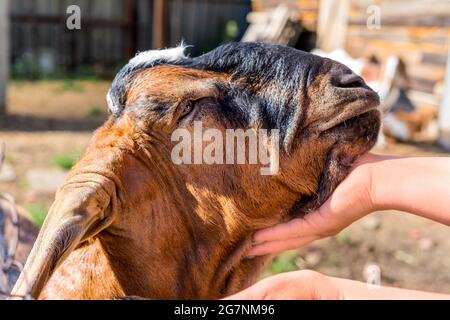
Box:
[226,269,450,300]
[248,153,388,256]
[224,270,341,300]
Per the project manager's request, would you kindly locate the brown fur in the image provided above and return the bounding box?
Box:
[12,61,380,299]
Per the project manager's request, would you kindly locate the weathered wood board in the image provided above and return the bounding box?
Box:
[0,0,9,115]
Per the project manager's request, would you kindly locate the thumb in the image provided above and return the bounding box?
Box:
[252,216,316,244]
[223,281,269,300]
[253,205,332,245]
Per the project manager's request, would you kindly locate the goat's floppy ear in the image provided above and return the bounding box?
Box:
[10,174,116,299]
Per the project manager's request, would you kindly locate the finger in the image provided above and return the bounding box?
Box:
[223,279,269,300]
[247,236,317,256]
[225,271,327,300]
[252,218,307,243]
[253,212,324,244]
[223,288,259,300]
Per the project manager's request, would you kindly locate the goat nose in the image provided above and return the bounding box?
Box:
[335,72,366,89]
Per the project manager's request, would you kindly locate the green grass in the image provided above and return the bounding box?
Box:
[55,80,85,93]
[336,231,351,244]
[85,105,103,118]
[266,250,300,275]
[28,204,47,228]
[10,61,106,81]
[326,253,340,267]
[51,150,81,170]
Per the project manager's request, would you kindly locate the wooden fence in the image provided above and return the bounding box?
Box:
[0,0,9,115]
[165,0,251,53]
[9,0,251,78]
[252,0,319,31]
[346,0,450,97]
[252,0,450,105]
[10,0,136,77]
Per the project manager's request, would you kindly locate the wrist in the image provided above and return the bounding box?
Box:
[290,270,342,300]
[362,154,399,212]
[367,160,383,212]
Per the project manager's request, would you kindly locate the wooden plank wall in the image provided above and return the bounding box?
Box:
[251,0,319,31]
[0,0,9,114]
[149,0,251,55]
[9,0,251,76]
[10,0,135,77]
[346,0,450,96]
[439,48,450,149]
[251,0,449,102]
[166,0,251,55]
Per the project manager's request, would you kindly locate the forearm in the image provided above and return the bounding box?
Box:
[333,276,450,300]
[371,155,450,226]
[226,270,450,300]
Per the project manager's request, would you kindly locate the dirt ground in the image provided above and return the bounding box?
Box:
[1,80,449,294]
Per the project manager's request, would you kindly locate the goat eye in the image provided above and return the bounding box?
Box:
[181,100,195,117]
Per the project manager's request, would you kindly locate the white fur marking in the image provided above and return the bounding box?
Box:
[107,45,188,114]
[129,45,187,66]
[106,90,119,114]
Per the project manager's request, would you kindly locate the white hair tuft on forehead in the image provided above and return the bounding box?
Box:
[129,45,187,67]
[106,44,189,115]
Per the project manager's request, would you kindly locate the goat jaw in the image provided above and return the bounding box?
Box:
[10,176,116,299]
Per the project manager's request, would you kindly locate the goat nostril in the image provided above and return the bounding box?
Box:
[336,73,365,89]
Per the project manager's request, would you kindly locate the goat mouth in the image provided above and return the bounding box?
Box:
[317,94,380,134]
[289,109,380,217]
